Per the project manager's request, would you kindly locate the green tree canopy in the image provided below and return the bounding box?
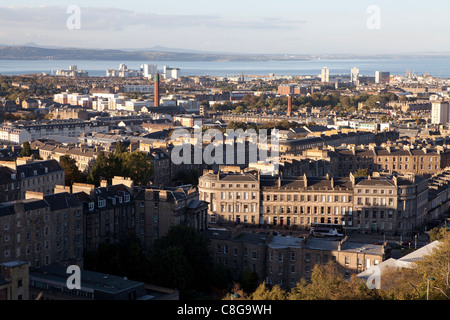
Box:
[352,168,370,178]
[414,233,450,299]
[20,141,32,157]
[87,150,153,187]
[60,155,86,186]
[123,151,154,186]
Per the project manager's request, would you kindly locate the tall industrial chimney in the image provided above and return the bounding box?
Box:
[154,73,160,107]
[287,94,292,117]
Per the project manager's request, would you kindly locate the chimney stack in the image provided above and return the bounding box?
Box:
[154,73,160,107]
[287,95,292,117]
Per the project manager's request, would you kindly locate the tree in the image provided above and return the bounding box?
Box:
[87,149,153,187]
[87,151,113,186]
[83,233,147,281]
[114,140,127,156]
[414,233,450,299]
[352,168,370,178]
[251,282,287,300]
[287,261,377,300]
[123,151,153,186]
[377,267,422,300]
[20,141,32,157]
[172,168,199,186]
[428,226,449,242]
[233,105,246,114]
[238,269,259,294]
[60,155,85,186]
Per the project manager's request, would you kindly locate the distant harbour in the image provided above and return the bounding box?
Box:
[0,57,449,78]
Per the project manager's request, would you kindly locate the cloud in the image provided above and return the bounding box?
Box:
[0,5,305,31]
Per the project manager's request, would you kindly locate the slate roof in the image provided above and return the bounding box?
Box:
[0,192,82,217]
[16,159,63,179]
[29,264,144,296]
[0,166,15,185]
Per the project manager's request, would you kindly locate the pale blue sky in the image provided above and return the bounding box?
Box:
[1,0,449,54]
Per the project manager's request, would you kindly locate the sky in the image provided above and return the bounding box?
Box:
[1,0,450,55]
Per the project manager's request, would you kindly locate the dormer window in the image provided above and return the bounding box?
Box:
[124,194,130,203]
[98,198,106,208]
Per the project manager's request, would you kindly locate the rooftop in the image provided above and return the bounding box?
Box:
[30,264,144,295]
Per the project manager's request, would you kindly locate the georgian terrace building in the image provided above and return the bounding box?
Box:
[198,170,429,236]
[300,144,450,178]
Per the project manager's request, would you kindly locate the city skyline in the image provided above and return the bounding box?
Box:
[1,0,450,55]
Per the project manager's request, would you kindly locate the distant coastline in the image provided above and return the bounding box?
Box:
[0,45,449,62]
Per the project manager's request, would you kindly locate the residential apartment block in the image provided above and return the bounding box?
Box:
[71,181,136,252]
[0,159,65,202]
[69,177,207,253]
[0,192,84,268]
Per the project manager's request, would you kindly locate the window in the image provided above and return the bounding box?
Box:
[98,198,106,208]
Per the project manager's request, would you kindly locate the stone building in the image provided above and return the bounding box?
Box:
[71,180,135,252]
[300,145,450,178]
[266,235,387,287]
[0,192,84,268]
[0,159,65,201]
[133,184,208,251]
[205,228,388,290]
[69,177,208,253]
[205,228,268,283]
[0,261,29,300]
[199,170,429,236]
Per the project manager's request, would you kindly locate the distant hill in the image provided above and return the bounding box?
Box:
[1,45,448,61]
[0,45,309,62]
